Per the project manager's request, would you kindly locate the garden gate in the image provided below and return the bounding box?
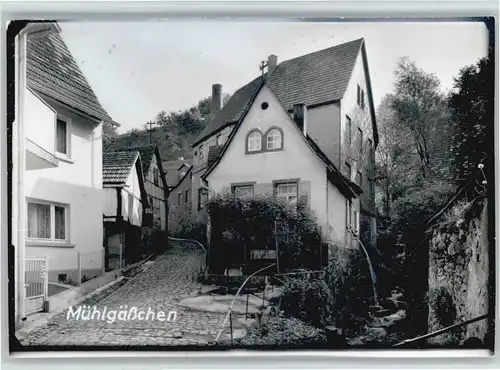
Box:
[24,257,48,314]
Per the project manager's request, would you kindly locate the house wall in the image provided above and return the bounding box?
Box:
[120,164,143,227]
[191,125,234,215]
[24,96,104,283]
[25,89,55,154]
[207,85,336,235]
[170,171,192,208]
[340,47,377,247]
[143,154,167,230]
[103,187,118,219]
[307,103,342,169]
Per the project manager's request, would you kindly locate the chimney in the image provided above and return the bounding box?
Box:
[293,103,308,136]
[211,84,222,114]
[268,54,278,75]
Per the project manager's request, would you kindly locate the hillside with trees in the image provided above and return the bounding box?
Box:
[105,94,231,160]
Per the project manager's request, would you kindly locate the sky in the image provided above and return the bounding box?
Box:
[58,20,489,134]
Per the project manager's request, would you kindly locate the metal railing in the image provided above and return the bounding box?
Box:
[214,263,276,345]
[393,314,489,348]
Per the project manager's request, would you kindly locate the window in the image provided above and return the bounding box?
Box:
[233,185,254,198]
[198,188,208,210]
[357,85,361,105]
[346,116,352,144]
[216,134,222,146]
[343,163,351,181]
[56,118,68,155]
[361,90,365,109]
[177,192,182,205]
[199,145,204,159]
[357,128,363,154]
[185,189,190,203]
[345,200,351,230]
[27,201,68,241]
[153,168,159,186]
[266,129,282,150]
[247,131,262,152]
[352,210,360,234]
[356,171,362,187]
[276,183,298,205]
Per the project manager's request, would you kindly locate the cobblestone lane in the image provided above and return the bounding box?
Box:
[20,242,226,347]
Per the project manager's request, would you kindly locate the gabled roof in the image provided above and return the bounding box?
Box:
[207,146,224,169]
[103,150,139,184]
[117,144,157,179]
[26,22,119,126]
[117,144,169,196]
[164,158,193,188]
[202,79,361,199]
[193,38,367,146]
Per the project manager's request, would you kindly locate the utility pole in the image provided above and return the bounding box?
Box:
[147,120,156,144]
[259,60,268,78]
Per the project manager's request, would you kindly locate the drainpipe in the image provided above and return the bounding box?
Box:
[14,27,28,324]
[199,179,215,269]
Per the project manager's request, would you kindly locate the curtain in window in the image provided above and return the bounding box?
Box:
[54,206,66,240]
[27,203,51,239]
[56,119,67,154]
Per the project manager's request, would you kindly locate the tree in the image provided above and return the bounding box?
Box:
[375,94,420,217]
[391,58,451,179]
[102,121,118,150]
[449,56,494,184]
[108,93,231,160]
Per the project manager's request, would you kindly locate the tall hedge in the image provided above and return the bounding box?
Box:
[206,194,328,274]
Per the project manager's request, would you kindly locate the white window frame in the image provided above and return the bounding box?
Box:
[266,129,282,150]
[26,199,70,243]
[352,210,360,235]
[247,131,262,152]
[233,185,254,198]
[276,182,298,205]
[55,114,72,159]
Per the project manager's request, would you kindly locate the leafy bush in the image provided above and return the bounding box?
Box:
[168,204,207,245]
[238,316,327,347]
[141,220,168,254]
[206,194,327,273]
[390,179,454,241]
[324,246,374,333]
[427,286,456,327]
[281,276,332,327]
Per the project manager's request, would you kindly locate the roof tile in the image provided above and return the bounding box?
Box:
[194,38,363,145]
[26,23,116,125]
[103,151,138,184]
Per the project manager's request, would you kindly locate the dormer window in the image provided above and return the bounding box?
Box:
[266,128,282,150]
[247,130,262,152]
[56,116,70,156]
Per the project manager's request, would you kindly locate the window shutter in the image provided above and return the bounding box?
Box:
[254,183,274,197]
[298,181,310,207]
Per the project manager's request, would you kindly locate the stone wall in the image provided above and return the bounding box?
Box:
[428,199,489,344]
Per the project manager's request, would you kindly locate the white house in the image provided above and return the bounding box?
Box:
[103,150,149,270]
[12,22,118,321]
[203,79,361,249]
[191,38,378,250]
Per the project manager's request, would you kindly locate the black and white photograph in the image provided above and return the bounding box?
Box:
[6,17,495,353]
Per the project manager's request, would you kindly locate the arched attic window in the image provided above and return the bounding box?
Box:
[246,130,262,153]
[266,128,283,150]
